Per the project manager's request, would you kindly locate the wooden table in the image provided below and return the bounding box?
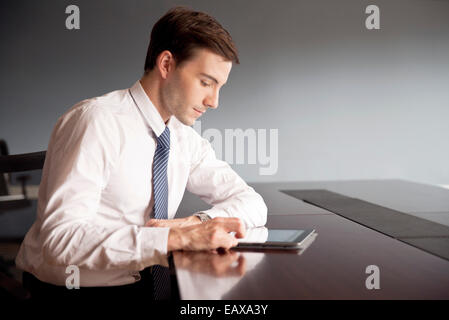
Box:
[173,180,449,299]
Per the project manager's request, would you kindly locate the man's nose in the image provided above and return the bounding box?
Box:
[204,90,219,109]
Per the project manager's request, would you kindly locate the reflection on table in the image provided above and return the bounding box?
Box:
[173,227,318,300]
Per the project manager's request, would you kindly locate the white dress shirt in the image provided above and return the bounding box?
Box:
[15,80,267,286]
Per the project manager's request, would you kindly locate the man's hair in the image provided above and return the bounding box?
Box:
[144,6,239,72]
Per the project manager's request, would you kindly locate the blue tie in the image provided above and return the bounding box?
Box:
[151,126,171,300]
[153,126,170,220]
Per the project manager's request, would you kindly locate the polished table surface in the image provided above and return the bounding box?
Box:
[174,179,449,299]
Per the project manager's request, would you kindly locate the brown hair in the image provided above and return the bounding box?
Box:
[144,6,239,72]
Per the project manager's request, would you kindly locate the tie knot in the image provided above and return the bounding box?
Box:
[157,126,170,149]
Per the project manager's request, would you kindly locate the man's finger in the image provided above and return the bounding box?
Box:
[213,217,246,238]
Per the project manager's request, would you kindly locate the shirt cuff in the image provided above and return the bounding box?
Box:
[201,207,227,220]
[140,226,170,268]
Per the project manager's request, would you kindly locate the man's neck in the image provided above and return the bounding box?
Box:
[139,73,171,124]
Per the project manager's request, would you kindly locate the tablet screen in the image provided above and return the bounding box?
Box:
[266,229,306,242]
[237,228,315,247]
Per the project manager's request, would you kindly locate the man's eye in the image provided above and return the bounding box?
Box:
[201,80,210,87]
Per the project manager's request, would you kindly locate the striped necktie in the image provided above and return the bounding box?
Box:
[153,126,170,220]
[152,126,171,300]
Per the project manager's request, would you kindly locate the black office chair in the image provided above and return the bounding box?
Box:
[0,140,46,300]
[0,140,46,212]
[0,140,8,196]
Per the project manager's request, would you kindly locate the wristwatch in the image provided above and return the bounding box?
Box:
[193,212,211,222]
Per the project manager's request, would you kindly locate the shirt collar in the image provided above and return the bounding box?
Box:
[129,80,171,138]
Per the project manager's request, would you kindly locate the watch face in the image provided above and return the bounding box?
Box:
[196,213,209,222]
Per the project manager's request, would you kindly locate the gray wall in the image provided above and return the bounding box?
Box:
[1,0,448,186]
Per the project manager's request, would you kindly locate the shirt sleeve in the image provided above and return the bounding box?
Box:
[185,128,267,228]
[39,103,169,271]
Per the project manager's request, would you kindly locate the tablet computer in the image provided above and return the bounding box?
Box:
[236,228,316,249]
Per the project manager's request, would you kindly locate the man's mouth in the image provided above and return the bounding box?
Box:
[193,108,204,115]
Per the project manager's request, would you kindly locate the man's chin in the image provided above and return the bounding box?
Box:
[175,115,196,127]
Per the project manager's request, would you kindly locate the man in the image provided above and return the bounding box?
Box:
[15,7,267,299]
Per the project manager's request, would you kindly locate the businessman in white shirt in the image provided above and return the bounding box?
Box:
[16,6,267,299]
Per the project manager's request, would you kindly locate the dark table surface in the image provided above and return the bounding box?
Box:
[173,179,449,299]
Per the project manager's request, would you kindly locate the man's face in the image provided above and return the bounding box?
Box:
[161,48,232,126]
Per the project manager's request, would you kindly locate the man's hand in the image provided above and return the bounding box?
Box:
[145,215,202,228]
[167,217,246,252]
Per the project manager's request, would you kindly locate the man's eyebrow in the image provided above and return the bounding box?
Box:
[199,73,220,85]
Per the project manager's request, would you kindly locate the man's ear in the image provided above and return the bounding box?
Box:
[157,50,176,80]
